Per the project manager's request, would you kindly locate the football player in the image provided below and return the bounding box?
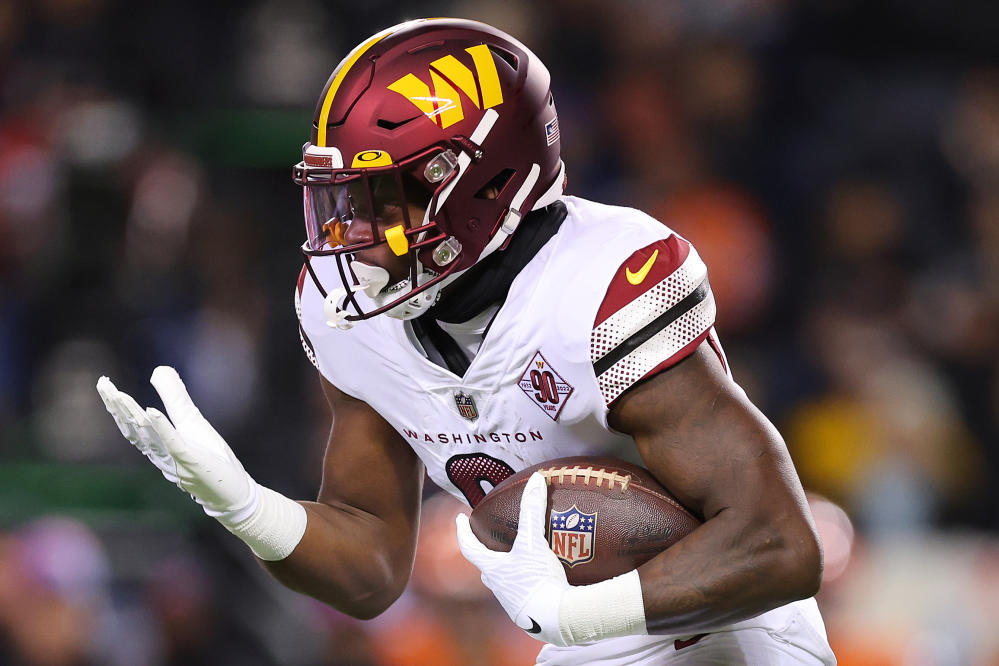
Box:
[97,18,836,664]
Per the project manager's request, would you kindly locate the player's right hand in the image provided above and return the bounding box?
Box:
[96,367,257,516]
[456,472,572,646]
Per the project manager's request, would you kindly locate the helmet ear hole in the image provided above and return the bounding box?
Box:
[376,115,421,131]
[488,45,519,72]
[474,168,516,200]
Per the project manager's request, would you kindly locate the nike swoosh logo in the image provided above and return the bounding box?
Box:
[523,617,542,634]
[625,248,659,285]
[674,633,709,650]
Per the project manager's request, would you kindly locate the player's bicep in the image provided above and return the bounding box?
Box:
[608,342,806,523]
[317,375,424,534]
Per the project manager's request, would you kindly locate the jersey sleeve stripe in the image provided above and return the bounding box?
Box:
[590,238,717,405]
[706,327,731,378]
[593,279,710,377]
[621,327,713,396]
[594,287,716,404]
[298,323,320,370]
[295,266,320,370]
[297,263,308,297]
[591,243,708,365]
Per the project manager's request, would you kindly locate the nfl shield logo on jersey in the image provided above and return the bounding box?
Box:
[453,392,478,421]
[549,505,596,567]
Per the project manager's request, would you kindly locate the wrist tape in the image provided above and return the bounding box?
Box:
[213,483,308,561]
[559,569,648,644]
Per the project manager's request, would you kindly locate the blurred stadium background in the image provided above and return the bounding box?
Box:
[0,0,997,664]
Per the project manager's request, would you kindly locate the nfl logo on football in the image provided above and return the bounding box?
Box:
[453,392,478,421]
[549,505,596,567]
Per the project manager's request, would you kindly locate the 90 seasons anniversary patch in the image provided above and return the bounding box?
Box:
[519,351,574,421]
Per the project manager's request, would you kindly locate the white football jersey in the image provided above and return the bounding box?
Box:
[297,195,719,505]
[296,195,834,665]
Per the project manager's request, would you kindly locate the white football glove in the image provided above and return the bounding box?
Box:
[456,472,571,646]
[97,367,306,560]
[456,472,649,646]
[97,367,254,514]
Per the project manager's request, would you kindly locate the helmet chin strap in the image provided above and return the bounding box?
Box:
[322,262,390,330]
[384,277,440,320]
[323,281,368,330]
[323,260,439,328]
[354,255,442,322]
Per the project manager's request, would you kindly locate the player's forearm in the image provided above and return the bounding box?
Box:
[636,504,822,635]
[260,501,415,619]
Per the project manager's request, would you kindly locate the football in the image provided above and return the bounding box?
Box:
[469,456,701,585]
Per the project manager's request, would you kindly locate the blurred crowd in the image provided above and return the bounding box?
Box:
[0,0,996,664]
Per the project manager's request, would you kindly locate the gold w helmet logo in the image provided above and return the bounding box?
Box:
[387,44,504,129]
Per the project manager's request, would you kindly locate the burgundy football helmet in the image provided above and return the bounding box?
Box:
[293,18,565,328]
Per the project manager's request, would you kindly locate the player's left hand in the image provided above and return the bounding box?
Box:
[456,472,571,646]
[96,367,257,516]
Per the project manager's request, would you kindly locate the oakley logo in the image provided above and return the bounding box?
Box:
[350,150,393,167]
[388,44,504,130]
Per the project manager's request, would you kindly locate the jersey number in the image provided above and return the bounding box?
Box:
[445,453,516,507]
[531,369,560,404]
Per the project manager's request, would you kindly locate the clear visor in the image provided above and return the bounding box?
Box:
[303,173,415,252]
